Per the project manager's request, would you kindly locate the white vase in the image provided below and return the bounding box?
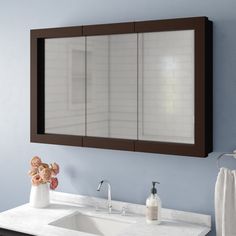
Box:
[29,184,50,208]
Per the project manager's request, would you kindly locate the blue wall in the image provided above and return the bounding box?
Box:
[1,0,236,235]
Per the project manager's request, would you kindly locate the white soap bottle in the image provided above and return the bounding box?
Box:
[146,181,161,225]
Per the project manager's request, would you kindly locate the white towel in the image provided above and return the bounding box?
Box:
[215,168,236,236]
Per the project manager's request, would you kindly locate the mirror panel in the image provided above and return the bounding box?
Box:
[86,35,109,137]
[138,30,195,144]
[87,34,138,139]
[45,37,86,135]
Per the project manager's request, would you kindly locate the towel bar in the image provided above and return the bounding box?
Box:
[217,150,236,169]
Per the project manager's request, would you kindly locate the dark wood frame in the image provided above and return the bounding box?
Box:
[31,16,213,157]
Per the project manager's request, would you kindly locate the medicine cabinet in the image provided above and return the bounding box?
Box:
[31,17,213,157]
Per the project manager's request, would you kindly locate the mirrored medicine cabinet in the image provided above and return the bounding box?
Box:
[31,17,213,157]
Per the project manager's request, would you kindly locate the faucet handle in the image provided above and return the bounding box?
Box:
[121,205,128,216]
[94,201,99,211]
[107,200,112,214]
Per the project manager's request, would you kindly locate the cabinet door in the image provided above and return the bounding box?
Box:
[0,228,33,236]
[44,37,86,136]
[138,30,195,144]
[86,34,137,139]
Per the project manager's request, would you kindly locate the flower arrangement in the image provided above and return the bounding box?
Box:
[28,156,59,190]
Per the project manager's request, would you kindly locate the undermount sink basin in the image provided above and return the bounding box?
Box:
[49,212,134,236]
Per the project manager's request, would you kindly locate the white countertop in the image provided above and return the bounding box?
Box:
[0,191,211,236]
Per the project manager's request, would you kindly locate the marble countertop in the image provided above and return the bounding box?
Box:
[0,191,211,236]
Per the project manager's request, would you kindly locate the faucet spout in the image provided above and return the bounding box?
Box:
[97,180,112,214]
[97,180,104,191]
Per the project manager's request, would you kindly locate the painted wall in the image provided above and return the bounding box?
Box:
[0,0,236,235]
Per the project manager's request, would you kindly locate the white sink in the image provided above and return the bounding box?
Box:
[49,211,134,236]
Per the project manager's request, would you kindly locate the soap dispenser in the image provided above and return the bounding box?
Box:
[146,181,161,224]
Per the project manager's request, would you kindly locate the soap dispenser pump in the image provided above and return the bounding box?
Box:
[146,181,161,224]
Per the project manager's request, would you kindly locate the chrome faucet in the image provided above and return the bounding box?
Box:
[97,180,112,213]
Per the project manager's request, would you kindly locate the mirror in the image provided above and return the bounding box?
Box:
[45,37,86,136]
[44,31,194,143]
[87,34,137,139]
[138,30,195,144]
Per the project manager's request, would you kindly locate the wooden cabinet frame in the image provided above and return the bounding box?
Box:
[31,17,213,157]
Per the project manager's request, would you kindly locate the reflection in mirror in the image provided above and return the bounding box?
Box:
[45,37,86,135]
[87,34,137,139]
[86,35,109,138]
[138,30,195,144]
[44,31,194,143]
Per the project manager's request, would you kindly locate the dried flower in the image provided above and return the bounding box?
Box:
[28,167,38,177]
[51,163,59,176]
[50,177,58,190]
[38,163,49,172]
[41,163,49,169]
[29,156,59,188]
[31,174,42,186]
[31,156,42,168]
[39,168,52,182]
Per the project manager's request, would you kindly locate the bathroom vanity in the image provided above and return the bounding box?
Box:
[0,192,211,236]
[31,16,213,157]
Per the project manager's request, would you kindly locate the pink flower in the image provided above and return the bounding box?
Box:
[31,156,42,168]
[28,156,59,188]
[39,168,52,182]
[31,174,42,186]
[41,163,49,168]
[28,167,38,176]
[51,163,59,176]
[38,163,49,172]
[50,177,58,190]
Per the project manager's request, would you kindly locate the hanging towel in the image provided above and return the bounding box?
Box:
[215,168,236,236]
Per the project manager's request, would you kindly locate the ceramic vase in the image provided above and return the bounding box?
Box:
[29,184,50,208]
